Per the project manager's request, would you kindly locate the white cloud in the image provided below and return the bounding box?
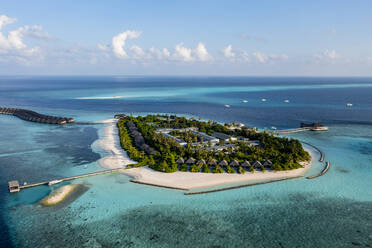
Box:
[194,42,211,61]
[252,51,288,63]
[97,43,109,51]
[130,45,146,59]
[112,30,142,58]
[173,43,193,62]
[314,49,341,61]
[149,47,170,60]
[0,15,47,60]
[0,15,16,29]
[222,45,235,58]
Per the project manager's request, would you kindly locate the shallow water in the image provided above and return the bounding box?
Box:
[0,76,371,247]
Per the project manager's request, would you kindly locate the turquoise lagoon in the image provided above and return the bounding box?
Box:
[0,77,371,247]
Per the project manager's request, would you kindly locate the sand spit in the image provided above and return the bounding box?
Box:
[39,184,79,206]
[97,119,137,169]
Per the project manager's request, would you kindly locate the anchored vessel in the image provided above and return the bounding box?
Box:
[0,107,74,125]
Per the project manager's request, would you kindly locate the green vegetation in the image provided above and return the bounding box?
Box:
[117,115,310,174]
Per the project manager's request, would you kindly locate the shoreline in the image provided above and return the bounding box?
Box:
[97,119,137,169]
[97,119,315,190]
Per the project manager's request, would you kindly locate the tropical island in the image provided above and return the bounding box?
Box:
[115,114,310,178]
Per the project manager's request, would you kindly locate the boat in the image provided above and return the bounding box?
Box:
[271,126,277,130]
[261,98,267,102]
[224,105,230,108]
[284,99,290,103]
[242,100,248,103]
[346,103,353,107]
[48,180,63,186]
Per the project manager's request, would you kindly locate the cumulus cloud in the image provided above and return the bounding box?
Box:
[112,30,142,58]
[314,49,341,61]
[97,43,109,51]
[0,15,48,61]
[0,15,16,29]
[129,45,147,59]
[149,47,170,60]
[252,51,288,63]
[222,45,235,58]
[194,42,211,61]
[173,43,193,61]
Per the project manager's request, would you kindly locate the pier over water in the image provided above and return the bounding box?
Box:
[0,107,74,125]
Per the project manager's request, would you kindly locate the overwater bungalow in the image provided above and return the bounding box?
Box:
[219,160,228,167]
[176,158,184,164]
[229,160,240,167]
[252,160,262,168]
[262,159,273,168]
[186,157,196,165]
[208,158,217,166]
[241,160,251,167]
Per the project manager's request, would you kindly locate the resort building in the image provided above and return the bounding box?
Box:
[241,160,251,168]
[176,158,184,164]
[161,132,187,146]
[263,159,273,168]
[229,160,240,167]
[186,158,196,165]
[208,159,217,166]
[211,132,237,142]
[252,160,263,168]
[191,131,219,145]
[219,160,228,167]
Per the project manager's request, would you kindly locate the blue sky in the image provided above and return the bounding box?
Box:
[1,0,372,76]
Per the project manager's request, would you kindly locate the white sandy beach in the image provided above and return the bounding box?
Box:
[97,119,137,169]
[97,120,315,190]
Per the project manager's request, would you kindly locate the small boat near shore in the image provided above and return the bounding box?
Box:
[261,98,267,102]
[48,180,63,186]
[284,99,289,103]
[224,105,231,108]
[346,103,353,107]
[242,100,248,103]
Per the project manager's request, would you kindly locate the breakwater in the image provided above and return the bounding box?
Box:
[306,161,330,179]
[301,141,325,162]
[0,107,74,125]
[185,176,303,195]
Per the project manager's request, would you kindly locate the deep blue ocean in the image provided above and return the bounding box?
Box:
[0,76,371,247]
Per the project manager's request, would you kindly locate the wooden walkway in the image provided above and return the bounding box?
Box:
[306,162,330,179]
[277,127,311,134]
[10,168,124,192]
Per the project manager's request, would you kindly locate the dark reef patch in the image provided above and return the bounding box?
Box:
[8,193,372,248]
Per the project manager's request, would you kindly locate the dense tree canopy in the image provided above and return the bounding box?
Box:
[117,115,310,173]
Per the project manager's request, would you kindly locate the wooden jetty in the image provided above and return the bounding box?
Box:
[277,127,311,134]
[0,107,74,125]
[306,161,330,179]
[8,168,123,193]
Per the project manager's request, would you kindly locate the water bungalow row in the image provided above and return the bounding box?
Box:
[126,121,157,154]
[0,107,74,125]
[176,157,274,169]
